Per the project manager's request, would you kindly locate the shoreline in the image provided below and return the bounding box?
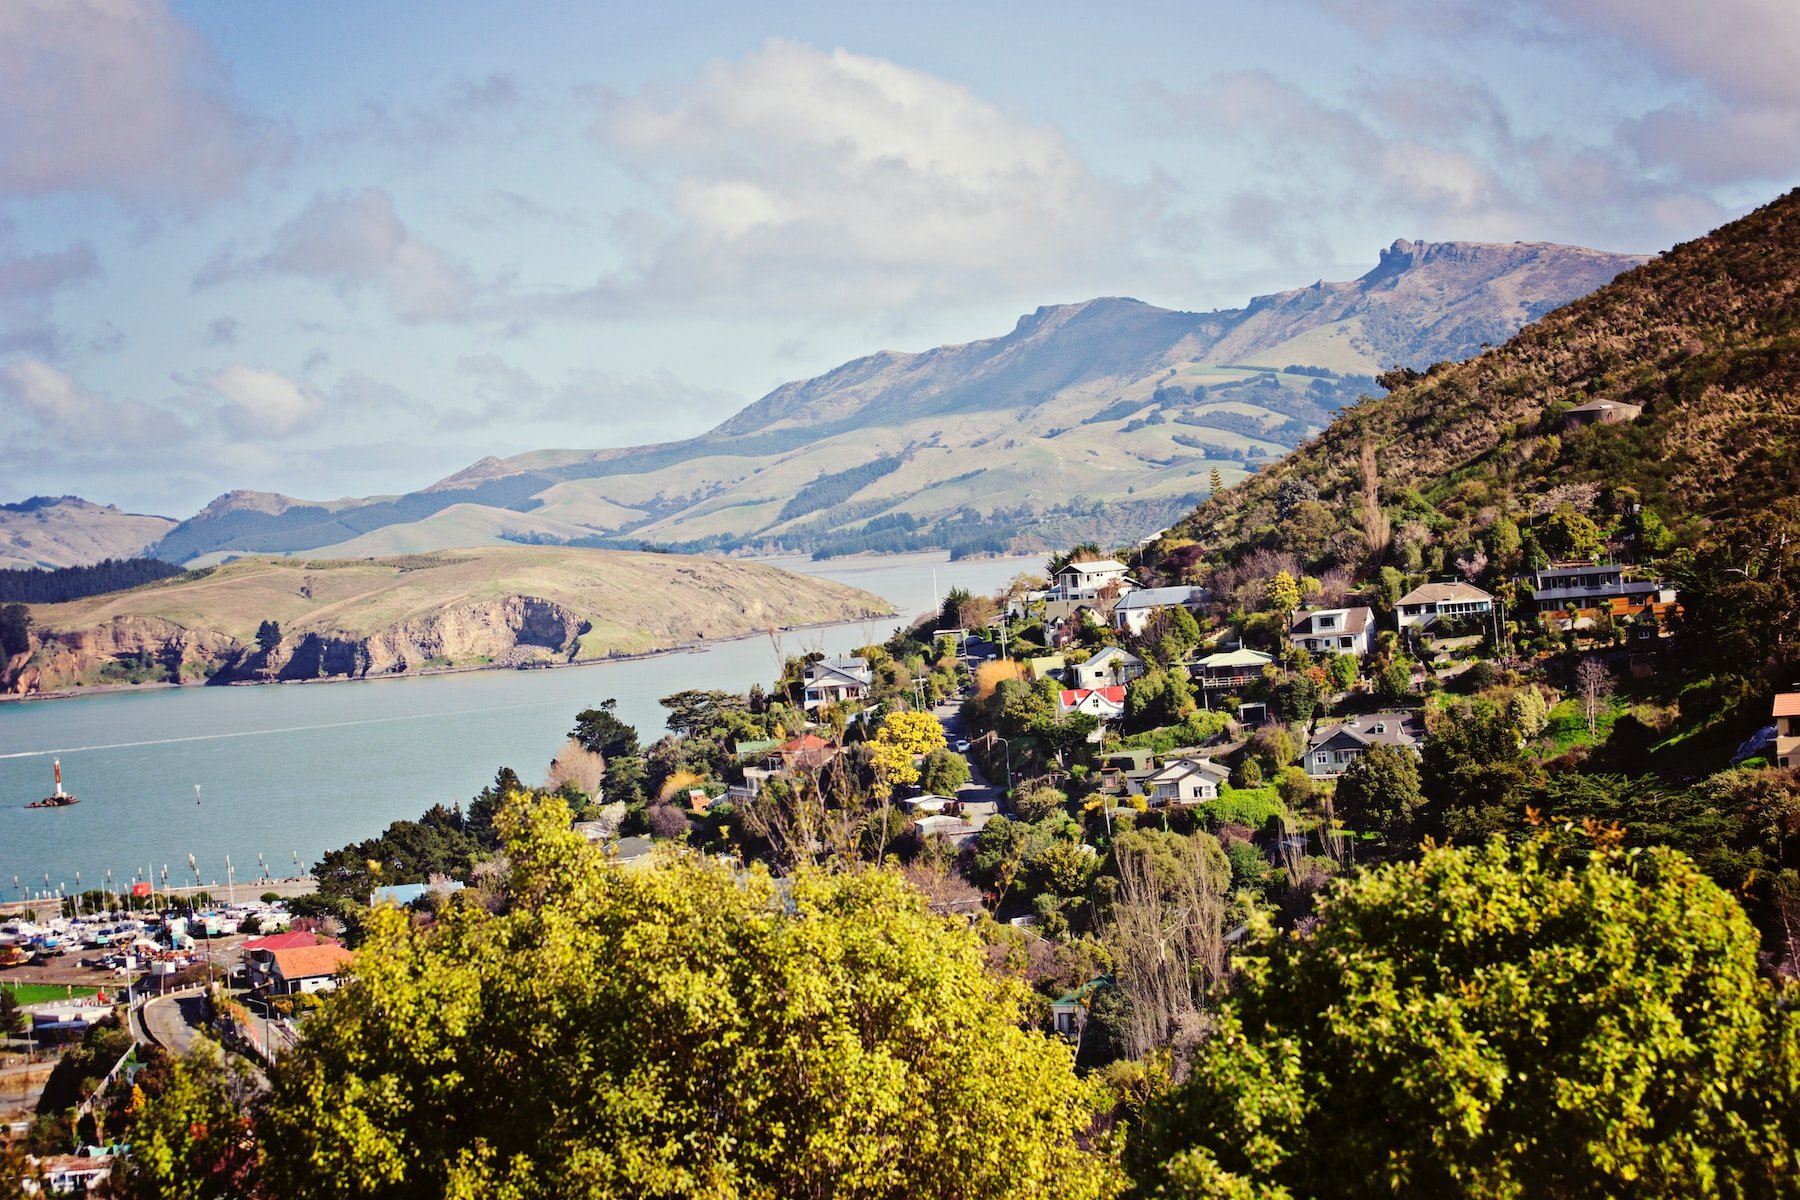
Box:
[0,607,900,706]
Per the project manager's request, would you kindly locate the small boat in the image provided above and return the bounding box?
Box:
[26,758,79,809]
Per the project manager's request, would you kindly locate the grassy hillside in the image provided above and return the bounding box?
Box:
[0,497,176,570]
[1153,188,1800,566]
[29,547,892,660]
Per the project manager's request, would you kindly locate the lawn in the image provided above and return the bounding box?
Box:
[1542,695,1629,755]
[2,982,100,1006]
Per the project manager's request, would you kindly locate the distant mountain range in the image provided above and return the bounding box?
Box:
[0,497,178,572]
[8,238,1646,568]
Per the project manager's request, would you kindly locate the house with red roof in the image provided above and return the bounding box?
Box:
[1058,686,1125,722]
[244,932,351,995]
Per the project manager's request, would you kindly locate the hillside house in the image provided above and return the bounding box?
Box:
[1059,686,1126,723]
[1192,648,1273,690]
[1777,694,1800,770]
[1143,757,1229,807]
[1395,581,1494,632]
[1564,399,1642,430]
[1519,563,1675,617]
[1097,749,1155,796]
[1288,606,1376,656]
[1025,654,1067,683]
[1073,646,1145,689]
[31,1154,114,1194]
[261,942,355,995]
[802,657,873,710]
[243,931,335,991]
[1302,712,1426,778]
[1112,585,1208,635]
[1050,976,1111,1041]
[1051,559,1132,601]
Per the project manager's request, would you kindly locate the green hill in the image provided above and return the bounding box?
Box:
[6,547,891,692]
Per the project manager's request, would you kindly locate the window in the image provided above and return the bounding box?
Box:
[1315,752,1328,765]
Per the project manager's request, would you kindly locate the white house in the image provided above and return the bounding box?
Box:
[1192,648,1273,690]
[1051,559,1132,601]
[264,942,355,995]
[1143,757,1229,807]
[1776,693,1799,771]
[802,657,873,710]
[1058,686,1126,721]
[1288,606,1376,656]
[1112,585,1207,635]
[1072,646,1145,690]
[1394,582,1494,632]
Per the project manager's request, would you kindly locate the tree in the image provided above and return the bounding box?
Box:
[242,794,1121,1198]
[868,710,949,799]
[1575,657,1615,740]
[570,699,640,760]
[114,1039,261,1200]
[254,620,281,654]
[1127,838,1800,1199]
[920,748,971,795]
[1539,502,1604,561]
[0,602,28,661]
[543,739,604,798]
[1421,703,1533,834]
[1264,571,1301,621]
[1333,742,1424,840]
[1507,686,1552,742]
[1100,828,1231,1060]
[658,689,747,737]
[1013,784,1068,822]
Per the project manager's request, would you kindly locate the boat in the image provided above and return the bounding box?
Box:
[25,758,79,809]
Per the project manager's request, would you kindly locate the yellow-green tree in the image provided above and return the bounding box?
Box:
[159,793,1118,1199]
[1263,571,1301,622]
[868,709,949,800]
[1127,837,1800,1198]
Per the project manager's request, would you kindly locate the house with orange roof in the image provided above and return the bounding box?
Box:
[1776,693,1800,770]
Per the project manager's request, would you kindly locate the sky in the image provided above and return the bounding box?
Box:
[0,0,1795,516]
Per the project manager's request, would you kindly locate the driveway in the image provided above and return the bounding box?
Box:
[933,696,1005,821]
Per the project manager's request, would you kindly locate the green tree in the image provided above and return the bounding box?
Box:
[1373,657,1413,706]
[1507,686,1552,742]
[658,689,747,737]
[1128,838,1800,1199]
[252,794,1120,1198]
[570,699,641,760]
[1333,742,1424,840]
[0,602,28,661]
[920,747,971,795]
[1421,703,1534,836]
[1538,502,1604,561]
[1013,784,1069,822]
[254,619,282,654]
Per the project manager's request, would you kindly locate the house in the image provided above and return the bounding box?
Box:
[1097,749,1155,795]
[1395,582,1494,632]
[803,657,873,710]
[1287,606,1376,656]
[243,930,334,991]
[1072,646,1145,690]
[1192,648,1273,690]
[1143,757,1229,807]
[1519,563,1675,617]
[1058,686,1126,721]
[776,733,838,771]
[1112,585,1208,635]
[604,835,655,868]
[914,814,980,846]
[30,1153,114,1194]
[1050,976,1111,1041]
[1024,654,1068,683]
[1302,712,1426,778]
[1776,693,1800,770]
[1050,559,1132,601]
[1564,399,1642,430]
[263,942,355,995]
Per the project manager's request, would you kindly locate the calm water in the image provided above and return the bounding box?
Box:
[0,553,1038,898]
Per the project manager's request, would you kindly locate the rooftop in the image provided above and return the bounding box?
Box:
[1775,693,1800,718]
[1397,581,1494,605]
[269,942,355,980]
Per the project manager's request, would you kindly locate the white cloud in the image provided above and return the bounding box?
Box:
[195,188,479,321]
[0,0,278,207]
[201,364,325,438]
[579,38,1156,315]
[0,358,185,445]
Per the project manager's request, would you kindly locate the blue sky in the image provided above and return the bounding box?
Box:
[1,0,1794,515]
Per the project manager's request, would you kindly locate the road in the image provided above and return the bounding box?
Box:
[140,992,208,1057]
[933,696,1004,825]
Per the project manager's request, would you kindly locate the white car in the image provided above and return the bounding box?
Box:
[955,739,971,753]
